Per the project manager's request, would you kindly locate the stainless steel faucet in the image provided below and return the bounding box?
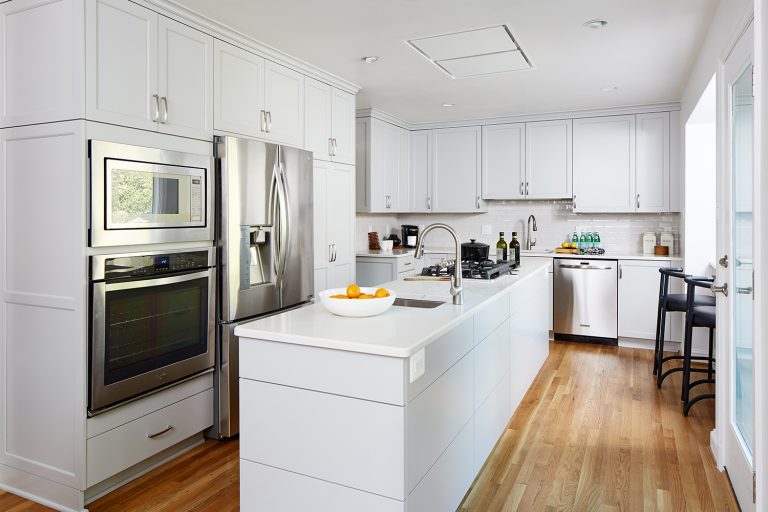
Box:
[414,223,463,305]
[526,214,538,250]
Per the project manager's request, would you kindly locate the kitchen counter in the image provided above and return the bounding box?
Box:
[356,248,415,258]
[236,258,549,358]
[522,250,682,261]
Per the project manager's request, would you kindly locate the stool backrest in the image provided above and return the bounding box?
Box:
[683,275,715,309]
[658,267,686,300]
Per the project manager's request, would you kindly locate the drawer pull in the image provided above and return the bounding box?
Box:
[147,425,174,439]
[403,262,412,266]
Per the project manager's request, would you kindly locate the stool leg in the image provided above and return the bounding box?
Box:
[708,328,714,380]
[653,299,664,375]
[656,306,670,388]
[682,311,694,405]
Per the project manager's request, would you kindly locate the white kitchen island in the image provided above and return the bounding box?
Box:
[234,259,551,512]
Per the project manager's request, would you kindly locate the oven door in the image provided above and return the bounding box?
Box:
[90,269,215,413]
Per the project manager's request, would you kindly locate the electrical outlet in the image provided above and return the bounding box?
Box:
[481,224,492,235]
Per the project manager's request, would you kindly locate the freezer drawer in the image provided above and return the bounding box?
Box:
[553,259,618,342]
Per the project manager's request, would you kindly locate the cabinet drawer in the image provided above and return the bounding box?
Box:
[474,319,510,408]
[86,388,213,487]
[474,294,510,343]
[397,257,418,274]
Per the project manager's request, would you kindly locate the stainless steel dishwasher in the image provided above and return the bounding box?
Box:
[553,258,618,344]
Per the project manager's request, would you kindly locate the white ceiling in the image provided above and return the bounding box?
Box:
[172,0,720,123]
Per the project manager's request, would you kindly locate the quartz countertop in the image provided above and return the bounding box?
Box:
[356,248,415,258]
[521,250,682,262]
[235,259,550,358]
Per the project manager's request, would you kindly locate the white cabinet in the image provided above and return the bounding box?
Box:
[86,0,213,139]
[573,115,636,213]
[331,88,356,164]
[618,259,676,340]
[410,131,433,212]
[304,78,333,159]
[314,160,355,291]
[481,123,525,199]
[0,0,85,128]
[356,117,409,212]
[433,126,485,212]
[263,60,304,146]
[526,119,572,199]
[635,112,670,212]
[213,39,266,138]
[356,255,422,286]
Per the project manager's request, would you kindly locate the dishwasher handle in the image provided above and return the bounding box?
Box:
[558,263,614,270]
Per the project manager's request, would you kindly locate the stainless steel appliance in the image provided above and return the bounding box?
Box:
[553,258,618,344]
[214,136,314,438]
[401,225,419,248]
[89,248,216,414]
[89,141,213,247]
[421,259,517,280]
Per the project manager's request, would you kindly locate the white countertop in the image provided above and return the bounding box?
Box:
[235,258,550,358]
[356,248,414,258]
[521,250,682,262]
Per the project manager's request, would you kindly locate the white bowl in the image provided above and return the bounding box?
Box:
[318,287,397,318]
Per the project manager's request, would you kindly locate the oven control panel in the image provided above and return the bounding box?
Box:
[100,250,211,280]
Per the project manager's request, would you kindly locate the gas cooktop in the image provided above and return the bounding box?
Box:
[421,259,518,280]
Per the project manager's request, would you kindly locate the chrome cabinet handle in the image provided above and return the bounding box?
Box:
[329,138,334,156]
[719,255,729,268]
[329,244,333,263]
[476,196,481,209]
[711,282,728,296]
[520,182,524,195]
[386,195,391,209]
[160,96,168,124]
[261,110,267,132]
[636,194,640,209]
[332,138,338,156]
[147,425,173,439]
[426,196,431,210]
[525,182,529,196]
[266,111,273,133]
[332,243,337,262]
[152,94,160,122]
[573,195,577,210]
[619,265,623,279]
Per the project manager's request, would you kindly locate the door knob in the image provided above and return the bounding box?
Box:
[718,255,728,268]
[711,282,728,296]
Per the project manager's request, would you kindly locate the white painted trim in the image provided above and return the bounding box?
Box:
[617,337,681,353]
[0,464,85,512]
[357,103,681,131]
[711,429,723,469]
[133,0,360,94]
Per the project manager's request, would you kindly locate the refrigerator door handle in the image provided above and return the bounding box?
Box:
[277,159,292,280]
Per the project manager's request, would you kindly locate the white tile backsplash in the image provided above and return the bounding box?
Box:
[356,200,680,254]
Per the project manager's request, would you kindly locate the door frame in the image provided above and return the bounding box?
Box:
[714,13,760,511]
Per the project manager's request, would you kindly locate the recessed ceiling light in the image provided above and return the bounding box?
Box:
[600,85,619,92]
[442,103,455,107]
[583,19,608,29]
[362,56,380,64]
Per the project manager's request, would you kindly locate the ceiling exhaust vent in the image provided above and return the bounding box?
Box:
[406,25,532,79]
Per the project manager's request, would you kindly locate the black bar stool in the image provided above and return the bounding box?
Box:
[655,268,716,387]
[682,276,716,416]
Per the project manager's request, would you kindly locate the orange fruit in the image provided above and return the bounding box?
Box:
[375,288,390,298]
[330,294,349,299]
[346,284,361,298]
[358,294,375,299]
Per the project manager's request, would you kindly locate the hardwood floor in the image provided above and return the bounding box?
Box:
[0,342,737,511]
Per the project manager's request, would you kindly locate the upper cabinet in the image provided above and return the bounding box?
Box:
[433,126,485,213]
[573,113,669,213]
[213,39,265,138]
[263,60,304,146]
[305,78,355,164]
[86,0,213,140]
[526,119,572,199]
[481,123,525,200]
[356,117,409,212]
[409,131,433,212]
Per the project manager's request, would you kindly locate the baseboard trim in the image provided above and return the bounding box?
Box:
[0,464,85,512]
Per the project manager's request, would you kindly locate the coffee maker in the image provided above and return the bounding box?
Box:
[402,225,419,248]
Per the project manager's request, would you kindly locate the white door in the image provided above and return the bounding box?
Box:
[369,119,400,212]
[573,115,636,212]
[433,126,484,212]
[397,128,411,212]
[157,16,213,140]
[313,160,330,293]
[326,164,355,288]
[481,123,525,199]
[618,260,675,340]
[305,78,333,160]
[86,0,158,131]
[263,61,304,146]
[331,88,355,165]
[716,23,755,511]
[635,112,670,212]
[213,40,265,138]
[526,119,572,199]
[410,131,433,212]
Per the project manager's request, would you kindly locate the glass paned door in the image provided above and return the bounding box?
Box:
[731,62,754,459]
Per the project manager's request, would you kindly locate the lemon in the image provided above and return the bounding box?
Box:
[346,284,361,298]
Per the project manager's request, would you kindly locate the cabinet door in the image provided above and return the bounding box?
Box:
[213,40,265,138]
[618,260,673,340]
[635,112,669,212]
[331,88,356,165]
[433,126,484,212]
[526,119,572,199]
[410,131,433,212]
[327,164,355,287]
[157,16,213,140]
[369,119,400,212]
[313,160,329,271]
[263,60,304,146]
[86,0,158,131]
[481,123,525,199]
[573,115,635,212]
[305,78,332,160]
[397,128,411,212]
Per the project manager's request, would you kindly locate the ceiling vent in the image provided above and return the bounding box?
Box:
[406,25,532,79]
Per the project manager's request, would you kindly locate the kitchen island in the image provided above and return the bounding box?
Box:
[235,258,551,512]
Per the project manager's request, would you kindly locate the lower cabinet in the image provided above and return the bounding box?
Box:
[618,259,678,341]
[313,160,355,292]
[356,255,422,286]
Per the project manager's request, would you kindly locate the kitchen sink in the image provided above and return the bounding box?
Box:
[393,298,446,309]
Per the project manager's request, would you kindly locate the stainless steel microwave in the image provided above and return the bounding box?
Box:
[89,140,213,247]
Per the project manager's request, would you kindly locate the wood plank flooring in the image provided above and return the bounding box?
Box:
[0,342,737,511]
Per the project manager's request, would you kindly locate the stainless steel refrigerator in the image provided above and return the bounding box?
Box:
[213,136,314,438]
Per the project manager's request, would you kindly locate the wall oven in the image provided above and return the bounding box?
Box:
[89,248,216,414]
[89,140,213,247]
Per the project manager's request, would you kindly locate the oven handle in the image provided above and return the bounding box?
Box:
[103,269,212,292]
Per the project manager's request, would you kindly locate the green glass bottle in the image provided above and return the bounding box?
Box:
[496,232,507,263]
[510,232,521,266]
